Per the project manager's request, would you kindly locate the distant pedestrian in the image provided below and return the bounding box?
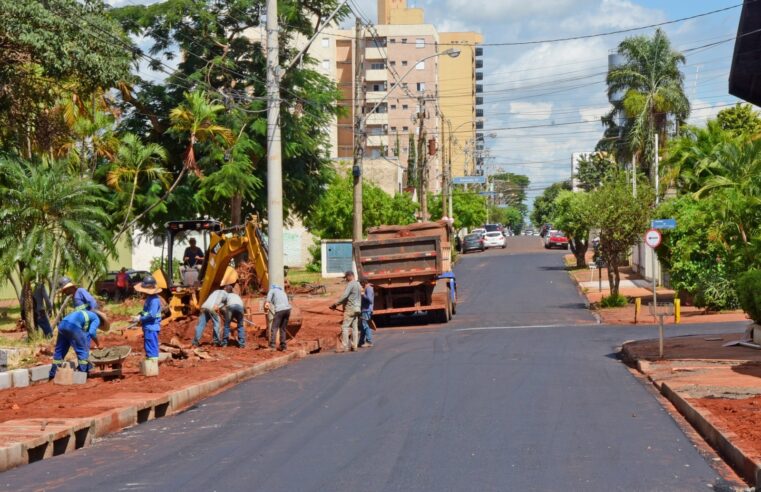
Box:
[359,278,374,348]
[115,268,130,302]
[58,276,98,311]
[330,271,361,352]
[132,276,162,361]
[222,283,246,348]
[264,284,291,351]
[192,288,228,347]
[33,282,53,338]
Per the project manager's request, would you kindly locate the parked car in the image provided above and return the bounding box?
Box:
[483,231,506,249]
[483,223,503,233]
[544,230,569,249]
[470,228,487,236]
[95,270,150,300]
[524,229,534,236]
[462,233,486,253]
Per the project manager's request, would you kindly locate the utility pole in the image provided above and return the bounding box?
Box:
[266,0,284,289]
[441,116,449,219]
[416,97,428,221]
[447,123,453,218]
[352,18,365,242]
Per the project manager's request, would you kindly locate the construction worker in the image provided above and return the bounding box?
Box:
[330,271,361,352]
[58,276,98,311]
[48,309,108,379]
[132,276,162,361]
[221,283,245,348]
[192,288,229,347]
[264,284,291,352]
[359,277,374,348]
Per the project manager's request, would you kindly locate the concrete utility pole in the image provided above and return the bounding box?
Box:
[441,115,449,219]
[352,18,365,242]
[447,122,453,218]
[266,0,284,288]
[416,97,428,221]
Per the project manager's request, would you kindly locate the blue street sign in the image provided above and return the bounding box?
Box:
[479,191,498,197]
[651,218,677,230]
[452,176,487,185]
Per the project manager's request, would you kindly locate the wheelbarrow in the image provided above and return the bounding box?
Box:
[89,345,132,379]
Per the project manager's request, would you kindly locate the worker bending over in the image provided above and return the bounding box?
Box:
[132,276,162,360]
[48,310,106,379]
[222,282,246,348]
[192,288,229,347]
[58,276,98,311]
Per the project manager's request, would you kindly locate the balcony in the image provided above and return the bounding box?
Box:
[366,69,388,82]
[367,134,388,148]
[475,72,483,81]
[476,97,484,105]
[475,59,483,69]
[366,91,388,103]
[365,47,386,60]
[366,112,389,125]
[475,47,483,57]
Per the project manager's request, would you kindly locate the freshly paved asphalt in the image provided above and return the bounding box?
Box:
[2,237,745,491]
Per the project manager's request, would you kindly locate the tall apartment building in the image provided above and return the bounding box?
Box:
[328,0,484,194]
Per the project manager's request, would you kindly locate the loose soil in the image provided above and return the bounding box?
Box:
[0,295,344,430]
[622,333,761,362]
[695,396,761,462]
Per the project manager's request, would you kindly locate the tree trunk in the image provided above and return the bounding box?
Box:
[611,262,621,298]
[21,281,35,337]
[573,238,588,268]
[231,193,242,226]
[606,258,615,298]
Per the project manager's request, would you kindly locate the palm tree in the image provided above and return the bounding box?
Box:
[107,134,168,241]
[0,157,113,336]
[605,29,690,180]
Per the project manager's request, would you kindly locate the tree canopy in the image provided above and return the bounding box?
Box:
[531,181,571,228]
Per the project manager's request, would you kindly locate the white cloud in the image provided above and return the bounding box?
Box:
[509,102,554,120]
[442,0,597,25]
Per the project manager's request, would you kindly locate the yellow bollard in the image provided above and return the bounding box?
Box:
[634,297,641,324]
[674,298,680,324]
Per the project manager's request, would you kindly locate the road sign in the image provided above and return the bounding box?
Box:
[644,229,662,249]
[651,218,676,230]
[452,176,487,185]
[479,191,498,197]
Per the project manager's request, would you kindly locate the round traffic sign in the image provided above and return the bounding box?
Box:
[644,229,662,248]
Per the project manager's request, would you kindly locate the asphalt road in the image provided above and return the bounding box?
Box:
[2,237,744,491]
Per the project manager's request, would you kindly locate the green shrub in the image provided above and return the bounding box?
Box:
[737,270,761,323]
[600,294,627,308]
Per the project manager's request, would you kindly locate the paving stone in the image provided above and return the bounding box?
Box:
[53,368,87,385]
[140,359,159,377]
[10,369,29,388]
[28,364,52,382]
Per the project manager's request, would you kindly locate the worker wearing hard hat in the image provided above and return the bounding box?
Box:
[58,276,98,311]
[132,276,163,361]
[48,309,109,379]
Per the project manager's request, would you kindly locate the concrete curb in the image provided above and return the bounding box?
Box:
[660,382,761,488]
[0,339,327,472]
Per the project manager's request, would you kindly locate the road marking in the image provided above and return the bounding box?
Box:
[455,323,600,332]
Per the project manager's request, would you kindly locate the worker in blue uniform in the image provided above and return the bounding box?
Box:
[58,276,98,311]
[48,309,106,379]
[132,276,163,360]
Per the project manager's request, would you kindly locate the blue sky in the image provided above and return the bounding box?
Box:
[353,0,744,205]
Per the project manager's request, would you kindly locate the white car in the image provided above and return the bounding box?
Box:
[483,231,506,249]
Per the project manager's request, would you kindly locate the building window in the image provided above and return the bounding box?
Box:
[371,83,386,92]
[416,38,424,48]
[416,82,425,92]
[401,83,408,89]
[370,62,385,70]
[402,104,409,110]
[389,60,396,66]
[401,60,408,67]
[390,38,396,43]
[402,126,409,131]
[390,104,397,110]
[321,60,330,70]
[321,38,329,48]
[416,61,425,70]
[391,126,397,131]
[401,38,408,44]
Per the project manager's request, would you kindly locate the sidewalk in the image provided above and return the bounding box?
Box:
[566,253,747,325]
[623,334,761,488]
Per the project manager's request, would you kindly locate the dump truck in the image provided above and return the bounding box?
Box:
[354,220,456,325]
